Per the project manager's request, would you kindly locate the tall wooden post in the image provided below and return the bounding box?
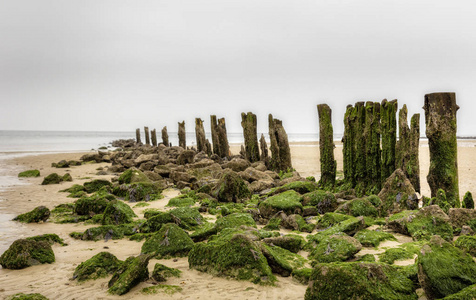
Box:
[178,121,186,149]
[317,104,336,187]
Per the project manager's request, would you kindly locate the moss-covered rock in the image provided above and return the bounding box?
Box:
[316,212,351,229]
[354,229,397,247]
[151,263,182,282]
[448,208,476,230]
[417,236,476,299]
[309,234,362,263]
[378,168,418,216]
[0,239,55,269]
[215,212,256,232]
[13,206,50,223]
[70,225,133,241]
[335,198,379,217]
[188,230,276,285]
[102,200,137,225]
[301,190,337,214]
[292,268,313,285]
[113,182,163,202]
[263,217,282,231]
[73,252,123,282]
[269,180,318,195]
[454,235,476,257]
[108,254,151,295]
[379,248,416,265]
[261,243,308,277]
[166,195,196,207]
[26,233,66,246]
[18,170,40,178]
[213,170,251,202]
[259,190,303,218]
[118,168,151,184]
[41,173,63,185]
[60,184,85,196]
[83,179,112,193]
[74,190,115,215]
[283,214,316,233]
[62,173,72,182]
[442,284,476,299]
[141,223,194,258]
[305,262,417,300]
[462,191,474,209]
[262,235,304,253]
[6,293,49,300]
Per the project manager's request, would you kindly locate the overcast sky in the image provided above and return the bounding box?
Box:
[0,0,475,136]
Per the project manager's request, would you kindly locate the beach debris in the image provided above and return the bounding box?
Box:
[108,254,151,295]
[417,235,476,299]
[317,104,336,188]
[178,121,186,148]
[268,114,292,172]
[13,206,50,223]
[141,223,194,258]
[136,128,141,144]
[424,92,460,206]
[144,126,150,145]
[150,128,157,146]
[161,126,169,146]
[18,169,40,177]
[0,239,55,269]
[241,112,260,163]
[72,252,123,282]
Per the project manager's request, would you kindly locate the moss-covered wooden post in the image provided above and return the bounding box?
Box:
[424,92,459,206]
[217,117,230,158]
[151,129,157,147]
[162,126,169,146]
[354,102,366,194]
[409,113,420,193]
[210,115,220,156]
[364,102,381,194]
[342,105,356,186]
[259,133,269,166]
[381,99,398,182]
[195,118,207,153]
[135,128,141,144]
[241,112,260,163]
[178,121,186,149]
[268,114,292,172]
[144,126,150,145]
[317,104,336,188]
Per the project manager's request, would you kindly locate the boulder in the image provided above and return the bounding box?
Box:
[101,200,137,225]
[335,198,379,217]
[269,180,318,196]
[222,158,251,172]
[83,179,112,193]
[74,191,115,215]
[309,234,362,263]
[141,223,194,258]
[378,168,418,215]
[13,206,50,223]
[118,168,151,184]
[239,167,274,182]
[214,213,256,232]
[302,190,337,214]
[72,252,122,282]
[262,235,304,253]
[213,170,251,202]
[177,150,196,165]
[258,190,303,218]
[41,173,63,185]
[454,235,476,257]
[151,263,182,282]
[448,208,476,229]
[0,239,55,269]
[108,254,151,295]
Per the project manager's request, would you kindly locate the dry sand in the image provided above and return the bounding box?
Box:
[0,141,475,299]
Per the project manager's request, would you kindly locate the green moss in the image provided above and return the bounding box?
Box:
[356,254,376,262]
[442,284,476,299]
[213,170,251,202]
[301,190,337,214]
[141,284,183,295]
[215,212,256,232]
[270,180,318,195]
[83,179,112,193]
[14,206,50,223]
[18,170,40,178]
[336,198,379,217]
[26,234,66,246]
[462,191,474,209]
[379,248,415,264]
[259,190,303,218]
[41,173,63,185]
[292,268,313,285]
[118,168,151,184]
[316,212,351,229]
[354,229,397,247]
[317,104,337,188]
[6,293,49,300]
[102,200,137,225]
[129,233,153,242]
[217,202,245,216]
[108,254,151,295]
[151,263,182,282]
[188,231,276,285]
[305,262,417,300]
[292,214,316,233]
[306,216,366,249]
[261,244,308,277]
[367,195,382,207]
[60,183,85,194]
[263,217,282,231]
[0,239,55,269]
[417,237,476,299]
[309,234,362,263]
[70,225,134,241]
[113,182,163,202]
[454,235,476,257]
[141,223,194,258]
[262,235,304,253]
[166,195,196,207]
[74,190,115,215]
[73,252,123,282]
[190,222,218,242]
[406,215,453,242]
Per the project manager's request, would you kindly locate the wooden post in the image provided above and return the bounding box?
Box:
[381,99,398,182]
[162,126,169,146]
[210,115,220,155]
[217,117,230,159]
[178,121,186,149]
[135,128,141,144]
[151,129,157,146]
[317,104,336,188]
[195,118,207,153]
[241,112,260,163]
[268,114,292,172]
[144,126,150,145]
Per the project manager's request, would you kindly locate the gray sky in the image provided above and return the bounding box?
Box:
[1,0,475,136]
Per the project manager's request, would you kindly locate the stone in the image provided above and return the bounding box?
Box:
[222,157,250,172]
[101,200,137,225]
[317,104,336,188]
[309,234,362,263]
[258,190,303,218]
[41,173,63,185]
[141,223,194,258]
[302,190,337,214]
[83,179,112,193]
[108,254,151,295]
[18,169,40,177]
[448,208,476,229]
[177,150,196,165]
[13,206,50,223]
[0,239,55,269]
[378,168,418,215]
[72,252,122,282]
[213,170,251,202]
[151,263,182,282]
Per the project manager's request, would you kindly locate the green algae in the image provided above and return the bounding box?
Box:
[73,252,122,282]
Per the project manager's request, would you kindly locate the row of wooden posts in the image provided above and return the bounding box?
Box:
[134,92,459,202]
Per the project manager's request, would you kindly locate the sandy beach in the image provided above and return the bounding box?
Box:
[0,141,475,299]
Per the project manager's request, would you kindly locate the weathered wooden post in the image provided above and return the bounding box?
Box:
[381,99,398,182]
[135,128,141,144]
[151,129,158,147]
[268,114,292,172]
[217,117,230,158]
[409,114,420,193]
[354,102,366,193]
[178,121,186,149]
[144,126,150,145]
[317,104,336,187]
[210,115,220,155]
[195,118,207,153]
[259,134,269,166]
[424,92,459,206]
[342,105,355,186]
[162,126,169,146]
[364,101,381,194]
[241,112,260,163]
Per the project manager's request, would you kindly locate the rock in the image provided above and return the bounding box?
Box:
[417,235,476,299]
[448,208,476,229]
[101,200,137,225]
[460,225,475,236]
[222,158,251,172]
[154,165,172,177]
[316,212,351,229]
[141,223,194,258]
[72,252,122,282]
[213,170,251,202]
[70,225,131,241]
[41,173,63,185]
[454,235,476,257]
[118,168,151,184]
[249,180,274,194]
[305,262,416,300]
[309,234,362,263]
[177,150,196,165]
[81,153,102,163]
[18,170,40,178]
[261,243,307,277]
[0,239,55,269]
[378,168,418,215]
[269,180,318,195]
[262,235,304,253]
[463,191,474,209]
[301,190,337,214]
[74,190,115,215]
[108,254,151,295]
[62,173,73,182]
[283,214,315,233]
[335,198,379,217]
[6,293,49,300]
[151,263,182,282]
[141,207,204,232]
[239,167,274,182]
[113,182,163,202]
[258,190,303,218]
[215,213,256,232]
[13,206,50,223]
[442,284,476,300]
[25,233,66,246]
[354,229,397,247]
[83,179,112,193]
